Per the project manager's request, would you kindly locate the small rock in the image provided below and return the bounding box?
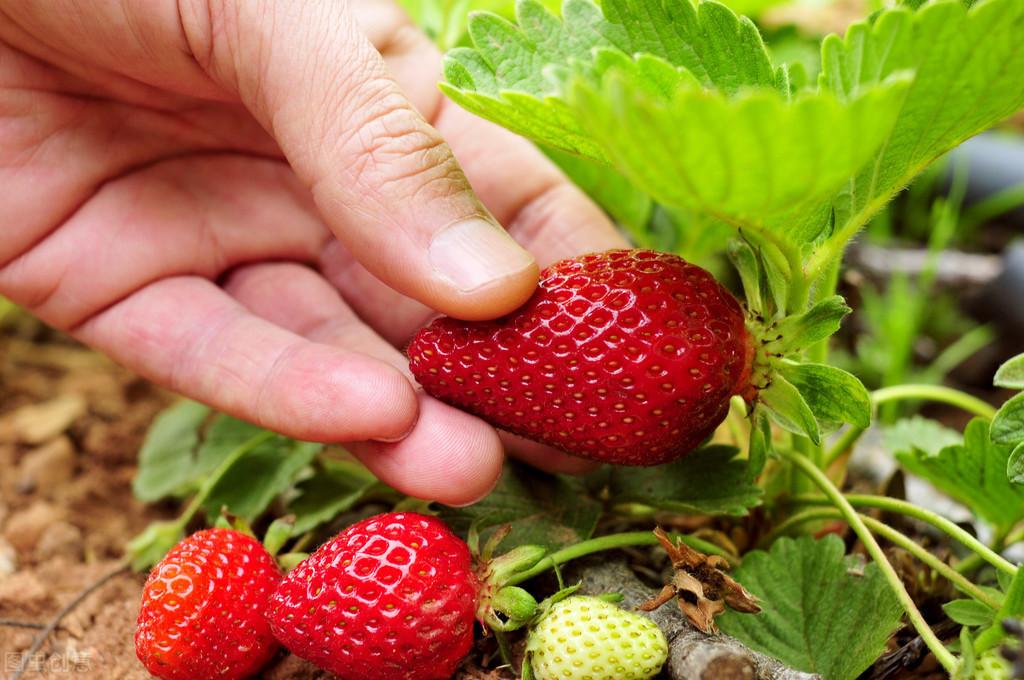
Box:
[34,521,83,561]
[3,501,64,552]
[0,570,51,609]
[0,394,87,444]
[0,537,17,577]
[17,436,76,495]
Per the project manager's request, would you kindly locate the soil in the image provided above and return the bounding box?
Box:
[0,318,513,680]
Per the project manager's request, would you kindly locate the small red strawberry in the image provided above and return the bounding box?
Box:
[408,249,752,465]
[135,528,281,680]
[267,512,479,680]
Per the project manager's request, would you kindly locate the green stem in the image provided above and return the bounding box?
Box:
[764,508,1001,609]
[781,450,958,674]
[823,383,996,469]
[794,494,1017,577]
[955,526,1013,576]
[505,532,733,587]
[823,425,865,469]
[872,384,997,420]
[174,430,275,530]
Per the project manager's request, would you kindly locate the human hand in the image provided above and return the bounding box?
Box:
[0,0,627,504]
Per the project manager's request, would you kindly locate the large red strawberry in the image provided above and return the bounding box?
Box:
[135,528,281,680]
[267,512,479,680]
[409,249,752,465]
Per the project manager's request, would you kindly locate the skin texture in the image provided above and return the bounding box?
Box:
[409,250,752,465]
[267,512,478,680]
[0,0,626,505]
[135,529,282,680]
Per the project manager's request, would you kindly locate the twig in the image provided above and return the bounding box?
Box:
[10,561,130,680]
[0,621,44,630]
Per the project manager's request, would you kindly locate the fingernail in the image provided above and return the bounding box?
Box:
[429,218,535,292]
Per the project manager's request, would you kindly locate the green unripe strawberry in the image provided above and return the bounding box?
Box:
[974,651,1011,680]
[526,595,668,680]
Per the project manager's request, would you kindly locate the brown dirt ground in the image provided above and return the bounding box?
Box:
[0,319,517,680]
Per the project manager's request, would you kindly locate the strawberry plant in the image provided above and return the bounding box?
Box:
[123,0,1024,677]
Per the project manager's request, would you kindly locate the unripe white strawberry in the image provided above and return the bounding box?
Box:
[526,595,668,680]
[974,651,1011,680]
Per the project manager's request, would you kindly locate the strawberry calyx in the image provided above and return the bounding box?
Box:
[468,523,547,631]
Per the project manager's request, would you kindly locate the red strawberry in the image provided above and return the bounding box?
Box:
[135,528,281,680]
[267,512,478,680]
[409,249,751,465]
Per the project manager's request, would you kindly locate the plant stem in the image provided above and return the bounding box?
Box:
[781,450,959,674]
[763,508,1002,609]
[872,384,997,420]
[823,383,997,469]
[794,494,1017,577]
[505,531,733,587]
[823,425,865,469]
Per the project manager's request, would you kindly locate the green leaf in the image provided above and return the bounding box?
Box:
[728,239,765,315]
[759,373,821,443]
[942,599,996,627]
[288,458,383,535]
[1008,442,1024,485]
[544,145,652,234]
[746,410,772,479]
[778,363,871,430]
[896,419,1024,530]
[992,393,1024,445]
[132,401,210,502]
[571,64,908,239]
[718,535,903,680]
[769,296,852,354]
[202,436,322,522]
[195,415,266,476]
[607,445,763,515]
[440,461,601,553]
[820,0,1024,234]
[127,520,185,572]
[995,353,1024,390]
[884,415,962,458]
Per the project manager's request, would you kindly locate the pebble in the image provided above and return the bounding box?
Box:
[0,394,87,445]
[3,501,64,552]
[17,436,76,495]
[35,521,84,562]
[0,537,16,577]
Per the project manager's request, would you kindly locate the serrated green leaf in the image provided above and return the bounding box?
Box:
[202,437,322,522]
[943,599,997,627]
[779,362,871,430]
[896,419,1024,530]
[760,373,821,443]
[571,65,907,238]
[995,353,1024,390]
[440,461,601,553]
[718,535,903,680]
[820,0,1024,235]
[771,296,851,350]
[442,0,782,160]
[992,393,1024,445]
[1009,442,1024,486]
[544,145,652,233]
[133,401,210,502]
[884,415,962,458]
[607,445,763,515]
[195,415,266,475]
[288,458,383,535]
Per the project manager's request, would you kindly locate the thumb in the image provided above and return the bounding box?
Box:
[179,1,539,320]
